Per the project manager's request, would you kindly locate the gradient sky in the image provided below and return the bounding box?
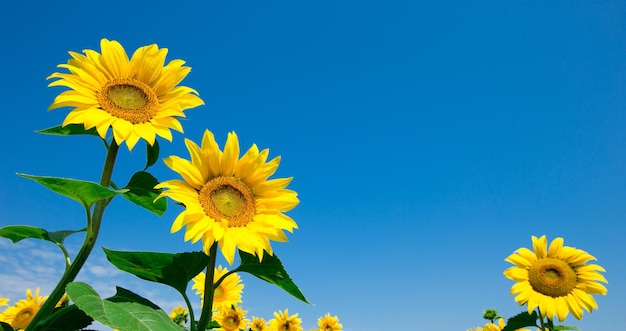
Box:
[1,1,625,330]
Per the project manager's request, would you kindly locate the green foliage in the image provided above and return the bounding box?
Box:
[502,311,538,331]
[119,171,167,216]
[41,304,93,331]
[36,124,99,137]
[65,282,181,331]
[103,248,210,295]
[235,251,310,304]
[0,225,84,245]
[145,140,160,170]
[0,322,14,331]
[553,326,580,330]
[17,174,118,209]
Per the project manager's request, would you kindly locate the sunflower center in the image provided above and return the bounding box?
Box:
[528,258,578,297]
[223,314,240,330]
[97,78,158,124]
[281,323,291,330]
[13,307,35,328]
[214,285,224,299]
[198,176,255,227]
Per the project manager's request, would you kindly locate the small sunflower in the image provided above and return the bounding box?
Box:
[249,316,269,331]
[214,305,248,331]
[269,309,302,331]
[156,129,299,264]
[48,38,204,150]
[169,305,188,327]
[192,265,243,310]
[1,288,47,330]
[504,235,608,321]
[315,313,342,331]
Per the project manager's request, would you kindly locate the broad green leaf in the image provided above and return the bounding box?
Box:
[18,174,117,209]
[502,311,538,331]
[236,251,310,304]
[554,326,580,331]
[103,248,210,294]
[119,171,167,216]
[145,140,160,170]
[66,282,181,331]
[42,304,93,331]
[36,124,99,137]
[0,322,14,331]
[0,225,84,245]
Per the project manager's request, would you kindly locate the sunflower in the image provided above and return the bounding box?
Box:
[504,235,608,322]
[315,313,342,331]
[192,265,243,310]
[156,129,299,264]
[47,38,204,150]
[214,305,248,331]
[269,309,302,331]
[169,305,188,327]
[249,316,269,331]
[0,296,8,307]
[1,288,47,330]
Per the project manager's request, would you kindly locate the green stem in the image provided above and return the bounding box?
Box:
[196,242,218,331]
[182,292,196,331]
[537,309,546,331]
[27,141,120,331]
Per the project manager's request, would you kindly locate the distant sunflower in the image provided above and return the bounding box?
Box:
[249,316,269,331]
[315,313,342,331]
[169,305,188,327]
[48,38,204,150]
[0,296,8,307]
[1,288,47,330]
[156,129,299,264]
[214,305,248,331]
[269,309,302,331]
[192,265,243,310]
[504,235,608,321]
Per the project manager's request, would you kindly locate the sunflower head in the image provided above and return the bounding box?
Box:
[169,305,189,327]
[156,129,299,264]
[48,38,204,150]
[316,313,342,331]
[214,305,248,331]
[192,265,243,310]
[504,235,608,322]
[250,316,269,331]
[269,309,302,331]
[1,288,47,330]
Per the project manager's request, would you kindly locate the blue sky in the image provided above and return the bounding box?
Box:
[1,1,625,330]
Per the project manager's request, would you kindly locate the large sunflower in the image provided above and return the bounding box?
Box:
[48,38,204,150]
[214,305,248,331]
[269,309,302,331]
[1,288,47,330]
[156,129,299,264]
[192,265,243,310]
[315,313,342,331]
[504,235,608,322]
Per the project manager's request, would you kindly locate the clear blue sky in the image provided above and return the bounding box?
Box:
[1,1,625,330]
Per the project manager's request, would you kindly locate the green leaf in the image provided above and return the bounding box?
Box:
[103,248,210,295]
[119,171,167,216]
[145,140,160,170]
[236,251,310,304]
[36,124,99,137]
[66,282,181,331]
[0,225,84,245]
[502,311,539,331]
[18,174,117,209]
[0,322,14,331]
[43,304,93,331]
[554,326,580,331]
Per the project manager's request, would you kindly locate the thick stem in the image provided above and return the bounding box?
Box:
[196,243,218,331]
[537,309,547,331]
[27,142,120,331]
